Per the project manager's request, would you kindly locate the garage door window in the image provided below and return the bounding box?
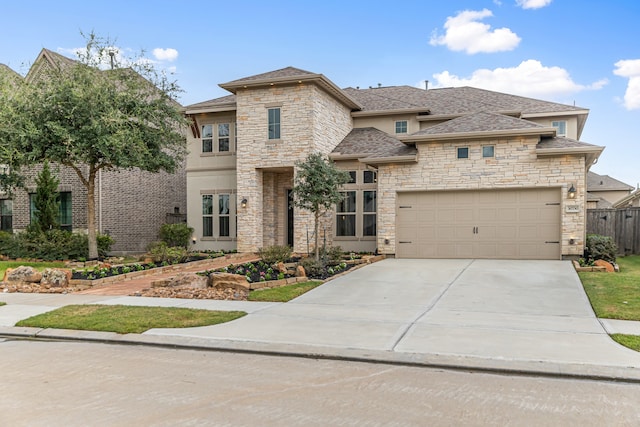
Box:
[336,191,356,236]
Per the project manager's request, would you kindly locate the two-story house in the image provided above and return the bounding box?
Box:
[185,67,603,260]
[0,49,186,253]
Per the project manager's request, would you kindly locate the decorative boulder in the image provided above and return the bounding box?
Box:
[161,272,208,289]
[296,265,306,277]
[5,266,42,283]
[208,273,250,291]
[276,262,287,274]
[594,259,615,273]
[40,268,71,288]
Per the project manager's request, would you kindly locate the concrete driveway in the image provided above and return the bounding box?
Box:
[148,259,640,368]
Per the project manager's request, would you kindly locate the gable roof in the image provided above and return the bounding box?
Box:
[184,94,237,114]
[402,111,555,142]
[330,127,417,164]
[613,188,640,208]
[0,63,22,80]
[587,171,634,192]
[219,66,361,110]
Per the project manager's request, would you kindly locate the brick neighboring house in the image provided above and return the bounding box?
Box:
[0,49,186,254]
[185,66,604,259]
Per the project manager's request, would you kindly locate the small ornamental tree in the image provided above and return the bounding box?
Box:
[30,161,60,233]
[292,153,350,261]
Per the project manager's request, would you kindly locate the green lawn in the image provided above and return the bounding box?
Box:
[0,260,67,279]
[248,281,322,302]
[15,305,246,334]
[579,256,640,321]
[612,334,640,351]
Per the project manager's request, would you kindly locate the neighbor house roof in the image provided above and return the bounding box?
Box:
[587,171,634,192]
[330,127,417,164]
[613,188,640,208]
[0,63,22,80]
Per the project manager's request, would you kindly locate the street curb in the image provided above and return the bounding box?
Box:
[2,326,640,384]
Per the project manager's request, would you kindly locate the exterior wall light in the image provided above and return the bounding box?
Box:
[568,184,577,199]
[241,198,248,208]
[192,237,197,245]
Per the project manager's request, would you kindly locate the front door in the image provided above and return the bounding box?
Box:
[287,189,294,247]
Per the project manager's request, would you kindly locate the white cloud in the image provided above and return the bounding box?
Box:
[429,9,521,54]
[431,59,608,99]
[153,48,178,62]
[614,59,640,110]
[516,0,552,9]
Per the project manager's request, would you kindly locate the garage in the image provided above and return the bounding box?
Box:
[396,188,561,260]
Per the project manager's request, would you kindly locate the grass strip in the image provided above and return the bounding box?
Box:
[579,256,640,321]
[16,304,246,334]
[611,334,640,352]
[248,281,322,302]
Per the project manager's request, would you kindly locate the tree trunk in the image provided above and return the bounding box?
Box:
[314,210,320,261]
[86,168,98,260]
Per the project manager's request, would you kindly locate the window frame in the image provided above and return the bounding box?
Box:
[395,120,408,134]
[28,192,72,231]
[0,199,12,232]
[268,107,281,140]
[457,147,469,159]
[482,145,495,158]
[334,169,378,241]
[201,121,235,155]
[552,120,567,137]
[201,192,236,240]
[336,190,357,237]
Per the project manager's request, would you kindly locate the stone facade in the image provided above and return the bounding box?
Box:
[376,137,586,257]
[235,83,352,253]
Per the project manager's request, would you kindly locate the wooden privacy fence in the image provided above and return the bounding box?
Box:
[586,207,640,255]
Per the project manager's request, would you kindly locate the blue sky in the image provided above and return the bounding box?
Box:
[1,0,639,186]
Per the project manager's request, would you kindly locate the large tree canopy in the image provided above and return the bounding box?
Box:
[0,33,189,258]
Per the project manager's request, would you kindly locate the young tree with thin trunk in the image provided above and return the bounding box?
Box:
[0,33,188,259]
[292,152,350,261]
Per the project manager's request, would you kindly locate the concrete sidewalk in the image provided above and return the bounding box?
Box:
[1,259,640,381]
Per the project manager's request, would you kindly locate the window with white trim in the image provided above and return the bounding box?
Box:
[552,121,567,137]
[219,194,230,237]
[201,122,234,154]
[218,123,230,152]
[202,195,213,237]
[202,193,236,239]
[336,191,356,236]
[395,120,408,134]
[363,190,376,236]
[202,125,213,153]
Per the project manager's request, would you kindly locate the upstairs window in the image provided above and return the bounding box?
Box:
[347,171,357,184]
[268,108,281,140]
[395,120,408,134]
[552,121,567,137]
[482,145,495,158]
[202,125,213,153]
[218,123,230,152]
[0,199,12,232]
[363,170,377,183]
[457,147,469,159]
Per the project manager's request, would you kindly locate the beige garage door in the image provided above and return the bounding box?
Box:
[396,188,561,260]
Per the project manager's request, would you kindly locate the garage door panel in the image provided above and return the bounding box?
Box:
[396,189,561,260]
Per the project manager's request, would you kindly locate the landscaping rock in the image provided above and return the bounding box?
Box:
[208,272,250,291]
[41,268,72,288]
[4,266,42,283]
[296,265,306,277]
[276,262,287,274]
[162,272,208,289]
[594,259,615,273]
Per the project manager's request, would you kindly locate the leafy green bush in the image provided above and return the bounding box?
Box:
[147,241,188,264]
[258,245,293,264]
[159,223,194,249]
[0,230,115,261]
[299,257,324,277]
[321,245,343,264]
[585,234,617,263]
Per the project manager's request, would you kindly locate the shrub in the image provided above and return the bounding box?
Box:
[258,245,293,264]
[299,257,324,277]
[159,223,194,249]
[148,241,188,264]
[0,230,115,261]
[585,234,617,263]
[321,245,343,264]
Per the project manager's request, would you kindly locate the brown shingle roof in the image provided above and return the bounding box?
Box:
[221,66,317,86]
[412,111,545,136]
[332,127,417,159]
[343,85,586,115]
[587,171,634,191]
[536,136,602,150]
[185,94,236,110]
